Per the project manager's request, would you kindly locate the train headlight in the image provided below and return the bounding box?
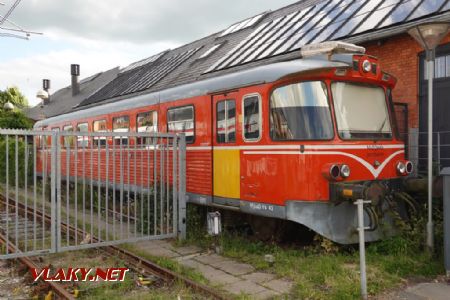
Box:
[405,161,414,174]
[396,161,406,175]
[340,164,350,178]
[329,164,341,180]
[362,60,372,73]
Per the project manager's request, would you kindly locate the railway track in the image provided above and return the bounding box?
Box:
[0,195,226,300]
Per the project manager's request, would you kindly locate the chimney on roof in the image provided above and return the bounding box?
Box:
[71,64,80,96]
[42,79,50,105]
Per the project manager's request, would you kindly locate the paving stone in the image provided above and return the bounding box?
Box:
[173,245,201,255]
[141,246,179,258]
[263,278,294,294]
[178,259,203,269]
[215,261,255,275]
[179,258,240,286]
[407,283,450,300]
[254,289,282,300]
[224,279,267,295]
[195,253,230,266]
[208,270,240,285]
[242,272,276,284]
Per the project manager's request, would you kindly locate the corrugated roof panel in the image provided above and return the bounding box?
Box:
[407,0,446,20]
[351,0,402,35]
[311,0,370,44]
[203,0,450,74]
[379,0,422,28]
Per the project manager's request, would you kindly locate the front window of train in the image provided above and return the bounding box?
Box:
[331,82,392,140]
[270,81,334,140]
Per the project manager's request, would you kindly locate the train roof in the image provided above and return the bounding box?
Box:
[34,0,450,127]
[34,57,349,127]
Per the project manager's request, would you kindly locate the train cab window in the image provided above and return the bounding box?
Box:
[137,111,158,145]
[93,119,107,147]
[167,106,194,143]
[76,123,88,148]
[112,116,130,145]
[270,81,333,140]
[217,100,236,143]
[331,82,392,140]
[63,125,74,148]
[243,95,261,141]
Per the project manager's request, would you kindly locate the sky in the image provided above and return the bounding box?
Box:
[0,0,296,106]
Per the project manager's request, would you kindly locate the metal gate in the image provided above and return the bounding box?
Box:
[0,129,186,259]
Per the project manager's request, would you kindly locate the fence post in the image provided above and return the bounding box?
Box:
[178,134,187,240]
[354,199,371,300]
[437,132,441,172]
[50,131,58,253]
[441,167,450,276]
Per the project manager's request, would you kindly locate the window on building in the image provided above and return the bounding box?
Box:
[217,100,236,143]
[137,111,158,145]
[424,54,450,79]
[63,125,74,148]
[243,95,261,141]
[93,119,107,146]
[76,123,88,148]
[112,116,130,145]
[167,106,195,143]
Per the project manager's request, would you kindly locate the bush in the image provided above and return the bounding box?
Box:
[0,137,33,188]
[0,110,33,130]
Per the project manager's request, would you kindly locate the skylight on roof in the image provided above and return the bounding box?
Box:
[219,12,266,37]
[197,44,223,59]
[120,50,167,73]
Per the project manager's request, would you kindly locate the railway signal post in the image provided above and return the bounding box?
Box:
[355,199,371,300]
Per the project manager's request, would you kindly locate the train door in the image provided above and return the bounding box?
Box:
[212,93,240,205]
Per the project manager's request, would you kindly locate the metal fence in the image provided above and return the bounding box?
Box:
[401,130,450,175]
[0,129,186,259]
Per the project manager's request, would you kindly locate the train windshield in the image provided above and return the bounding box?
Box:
[331,82,392,140]
[270,81,333,140]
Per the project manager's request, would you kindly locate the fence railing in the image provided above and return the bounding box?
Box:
[400,130,450,175]
[0,129,186,259]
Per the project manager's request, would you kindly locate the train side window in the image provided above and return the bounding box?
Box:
[76,123,88,148]
[93,120,107,147]
[63,125,74,148]
[112,116,130,145]
[167,106,195,144]
[216,100,236,143]
[243,94,261,142]
[137,111,158,145]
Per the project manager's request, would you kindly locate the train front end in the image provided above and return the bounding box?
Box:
[283,43,415,244]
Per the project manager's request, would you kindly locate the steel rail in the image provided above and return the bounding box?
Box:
[0,231,75,300]
[0,195,227,300]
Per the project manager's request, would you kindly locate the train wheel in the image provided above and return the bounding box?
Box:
[248,215,281,242]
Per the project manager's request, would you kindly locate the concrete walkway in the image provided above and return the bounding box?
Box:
[133,240,293,299]
[381,282,450,300]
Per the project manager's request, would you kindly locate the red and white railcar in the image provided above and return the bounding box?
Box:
[35,43,414,244]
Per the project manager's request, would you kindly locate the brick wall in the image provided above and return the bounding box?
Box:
[363,33,450,129]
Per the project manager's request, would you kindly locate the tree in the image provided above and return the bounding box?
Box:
[0,86,29,111]
[0,110,33,129]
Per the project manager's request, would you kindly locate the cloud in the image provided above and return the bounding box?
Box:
[0,41,175,106]
[0,0,296,106]
[11,0,296,43]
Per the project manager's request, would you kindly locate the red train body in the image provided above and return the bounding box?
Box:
[35,50,413,244]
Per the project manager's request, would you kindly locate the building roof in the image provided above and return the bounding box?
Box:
[25,67,119,121]
[76,0,450,110]
[35,57,350,127]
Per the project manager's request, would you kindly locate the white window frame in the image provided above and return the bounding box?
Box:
[242,93,262,142]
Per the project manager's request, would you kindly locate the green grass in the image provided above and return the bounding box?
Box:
[179,204,445,300]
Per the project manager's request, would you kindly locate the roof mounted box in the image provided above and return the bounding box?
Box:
[300,41,366,58]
